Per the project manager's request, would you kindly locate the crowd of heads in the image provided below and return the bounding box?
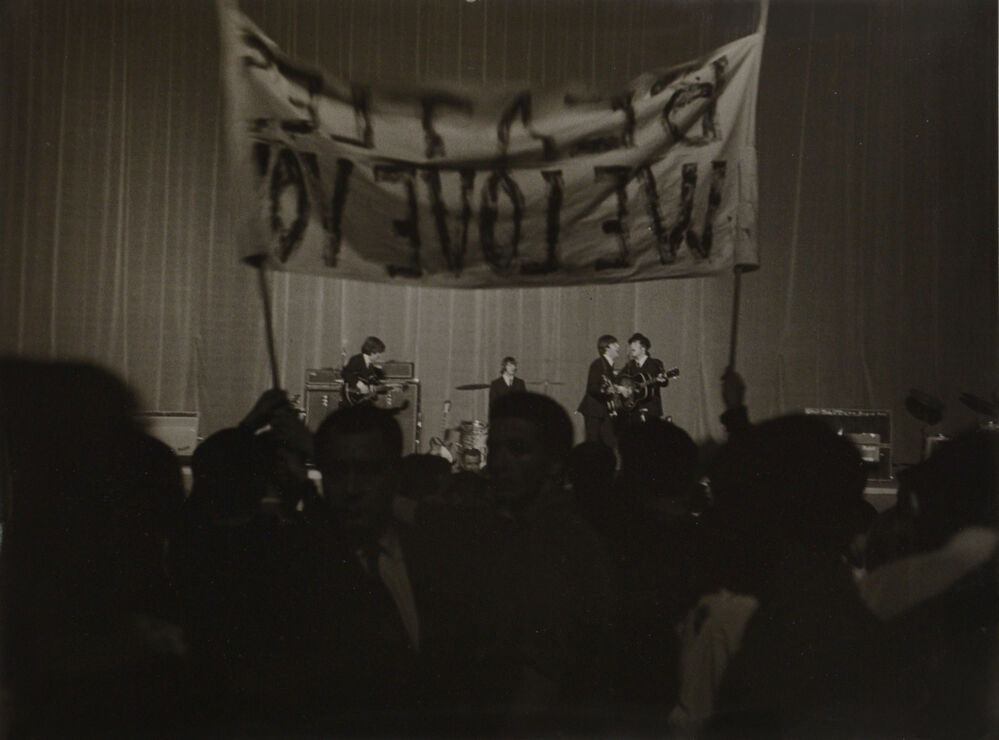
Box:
[1,355,995,736]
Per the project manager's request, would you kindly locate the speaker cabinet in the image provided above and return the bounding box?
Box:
[304,384,341,432]
[305,380,420,454]
[385,381,420,454]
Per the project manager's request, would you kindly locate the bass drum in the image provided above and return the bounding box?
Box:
[459,420,488,469]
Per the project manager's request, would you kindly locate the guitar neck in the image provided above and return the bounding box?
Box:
[643,367,679,388]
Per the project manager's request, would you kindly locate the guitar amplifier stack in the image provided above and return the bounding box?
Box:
[304,368,420,453]
[804,408,893,481]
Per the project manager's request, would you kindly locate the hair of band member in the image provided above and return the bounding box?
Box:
[628,332,651,351]
[361,336,386,355]
[597,334,618,355]
[501,356,517,371]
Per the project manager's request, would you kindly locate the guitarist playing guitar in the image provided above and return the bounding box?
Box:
[620,333,673,423]
[577,334,622,448]
[341,336,386,406]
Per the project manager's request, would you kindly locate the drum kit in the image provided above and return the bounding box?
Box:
[905,387,998,460]
[432,379,563,469]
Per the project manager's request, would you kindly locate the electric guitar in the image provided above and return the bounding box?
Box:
[342,376,391,406]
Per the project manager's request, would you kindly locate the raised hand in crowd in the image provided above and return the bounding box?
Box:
[239,387,294,433]
[268,403,314,462]
[721,366,746,410]
[720,366,750,436]
[234,388,317,512]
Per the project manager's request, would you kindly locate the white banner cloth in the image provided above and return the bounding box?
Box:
[220,0,761,287]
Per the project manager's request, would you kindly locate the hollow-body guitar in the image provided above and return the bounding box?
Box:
[602,367,680,416]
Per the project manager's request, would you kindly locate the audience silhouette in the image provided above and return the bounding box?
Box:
[1,357,995,737]
[1,358,194,736]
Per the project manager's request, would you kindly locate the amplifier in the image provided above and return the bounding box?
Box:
[136,412,199,457]
[804,408,892,480]
[306,367,341,384]
[381,360,415,380]
[305,380,420,453]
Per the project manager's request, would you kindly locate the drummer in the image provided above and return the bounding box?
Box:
[457,422,488,472]
[459,446,484,472]
[489,356,527,408]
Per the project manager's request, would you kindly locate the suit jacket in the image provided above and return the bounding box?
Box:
[577,356,617,418]
[301,522,462,725]
[488,376,526,407]
[341,353,384,391]
[310,533,415,696]
[622,356,666,419]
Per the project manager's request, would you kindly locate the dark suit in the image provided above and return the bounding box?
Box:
[577,356,618,447]
[396,521,487,716]
[621,356,666,421]
[305,526,437,721]
[341,353,384,404]
[488,375,526,407]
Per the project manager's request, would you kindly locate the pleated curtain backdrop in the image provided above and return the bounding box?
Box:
[1,0,995,464]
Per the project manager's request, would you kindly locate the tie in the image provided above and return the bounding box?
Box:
[358,547,410,652]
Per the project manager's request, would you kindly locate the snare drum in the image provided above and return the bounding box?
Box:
[459,420,488,468]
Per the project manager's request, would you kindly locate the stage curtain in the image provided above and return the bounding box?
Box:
[1,0,995,464]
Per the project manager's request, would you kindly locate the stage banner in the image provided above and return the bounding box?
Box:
[219,1,761,288]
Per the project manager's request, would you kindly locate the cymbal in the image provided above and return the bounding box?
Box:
[960,392,998,418]
[905,388,943,426]
[455,383,490,391]
[526,380,565,386]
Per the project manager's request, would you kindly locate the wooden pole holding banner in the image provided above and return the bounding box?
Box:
[725,0,768,371]
[251,258,281,389]
[757,0,769,35]
[727,265,745,370]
